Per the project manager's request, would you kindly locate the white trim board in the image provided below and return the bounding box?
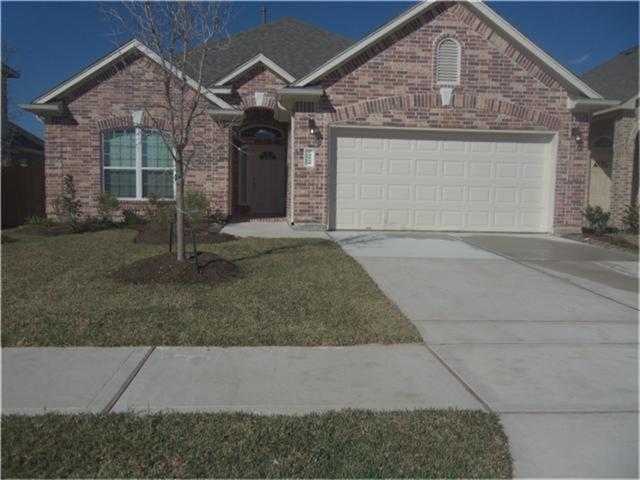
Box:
[293,0,602,100]
[32,39,231,109]
[214,54,295,86]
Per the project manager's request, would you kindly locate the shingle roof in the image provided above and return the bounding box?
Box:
[580,46,639,101]
[193,17,354,85]
[3,122,44,153]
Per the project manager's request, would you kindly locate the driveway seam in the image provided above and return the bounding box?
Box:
[101,346,155,414]
[421,343,495,412]
[459,236,639,312]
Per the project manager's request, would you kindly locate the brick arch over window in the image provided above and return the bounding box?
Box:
[96,115,169,132]
[239,94,277,111]
[328,93,562,130]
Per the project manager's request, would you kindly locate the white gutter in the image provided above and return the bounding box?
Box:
[593,95,638,117]
[207,108,244,121]
[567,98,620,112]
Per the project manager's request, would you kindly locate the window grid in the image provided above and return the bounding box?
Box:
[102,128,175,200]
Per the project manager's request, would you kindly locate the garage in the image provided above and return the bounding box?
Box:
[331,128,556,232]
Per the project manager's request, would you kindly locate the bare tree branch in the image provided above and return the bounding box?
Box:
[100,1,231,261]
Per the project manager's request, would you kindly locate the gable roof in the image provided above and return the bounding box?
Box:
[30,39,231,109]
[192,17,354,86]
[292,0,602,99]
[580,46,639,101]
[3,121,44,153]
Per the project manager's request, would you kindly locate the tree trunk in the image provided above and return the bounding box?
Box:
[175,163,186,262]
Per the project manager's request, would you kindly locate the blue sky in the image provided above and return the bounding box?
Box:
[2,1,638,138]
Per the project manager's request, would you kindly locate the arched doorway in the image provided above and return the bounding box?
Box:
[233,108,288,217]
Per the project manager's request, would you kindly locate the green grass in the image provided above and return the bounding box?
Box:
[1,410,512,478]
[1,229,420,346]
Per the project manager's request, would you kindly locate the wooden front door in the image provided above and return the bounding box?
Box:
[246,145,286,216]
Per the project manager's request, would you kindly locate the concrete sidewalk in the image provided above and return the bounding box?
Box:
[2,345,482,415]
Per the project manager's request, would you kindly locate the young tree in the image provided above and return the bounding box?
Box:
[103,2,230,261]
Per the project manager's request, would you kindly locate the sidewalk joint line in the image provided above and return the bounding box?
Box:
[101,346,155,414]
[421,343,494,413]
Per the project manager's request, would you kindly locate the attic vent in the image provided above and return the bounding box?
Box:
[436,38,461,85]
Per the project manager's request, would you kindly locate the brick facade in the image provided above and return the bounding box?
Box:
[290,2,591,228]
[43,54,231,218]
[610,109,639,225]
[43,2,595,231]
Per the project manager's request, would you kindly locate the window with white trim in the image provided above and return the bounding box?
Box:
[436,38,461,85]
[102,128,175,199]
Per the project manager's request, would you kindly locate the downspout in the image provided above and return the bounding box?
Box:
[289,115,296,225]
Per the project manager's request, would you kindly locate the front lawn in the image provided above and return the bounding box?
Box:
[1,229,420,346]
[1,410,512,478]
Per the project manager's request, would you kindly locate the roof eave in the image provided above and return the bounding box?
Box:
[19,102,64,116]
[214,54,296,86]
[30,39,231,109]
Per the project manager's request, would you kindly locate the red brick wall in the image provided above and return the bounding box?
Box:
[43,2,593,231]
[43,54,231,218]
[290,2,591,229]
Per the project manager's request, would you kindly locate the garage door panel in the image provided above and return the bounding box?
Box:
[334,130,552,232]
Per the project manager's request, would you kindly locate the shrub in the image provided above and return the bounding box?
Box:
[622,203,639,233]
[96,192,120,223]
[53,174,82,224]
[145,193,175,228]
[23,216,52,226]
[583,205,611,235]
[184,191,209,222]
[122,209,146,225]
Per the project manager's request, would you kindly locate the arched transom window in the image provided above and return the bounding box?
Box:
[436,38,461,85]
[240,126,283,139]
[102,128,175,199]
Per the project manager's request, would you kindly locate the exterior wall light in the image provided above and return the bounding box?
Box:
[308,118,322,145]
[571,127,583,144]
[308,119,318,135]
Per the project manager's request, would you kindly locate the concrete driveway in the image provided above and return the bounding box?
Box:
[331,231,639,478]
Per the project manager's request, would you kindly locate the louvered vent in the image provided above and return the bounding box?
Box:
[436,38,460,84]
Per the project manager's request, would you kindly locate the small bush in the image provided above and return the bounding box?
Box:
[184,191,209,222]
[622,203,639,233]
[145,193,175,228]
[96,192,120,223]
[53,174,82,224]
[122,209,146,225]
[23,216,52,226]
[583,205,611,234]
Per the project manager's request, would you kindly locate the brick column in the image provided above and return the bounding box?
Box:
[610,111,639,226]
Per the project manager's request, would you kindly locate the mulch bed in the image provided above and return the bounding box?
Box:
[564,232,639,254]
[18,224,76,236]
[2,234,18,243]
[132,224,236,245]
[110,252,239,285]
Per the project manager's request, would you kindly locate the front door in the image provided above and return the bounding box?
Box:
[246,145,286,216]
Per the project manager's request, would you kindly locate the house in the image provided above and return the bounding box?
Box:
[20,0,622,233]
[2,63,46,227]
[580,46,638,225]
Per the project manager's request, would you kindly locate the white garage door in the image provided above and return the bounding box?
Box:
[332,129,554,232]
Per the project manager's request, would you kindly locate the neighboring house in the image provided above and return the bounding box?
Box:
[2,63,45,227]
[21,1,621,233]
[580,46,639,225]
